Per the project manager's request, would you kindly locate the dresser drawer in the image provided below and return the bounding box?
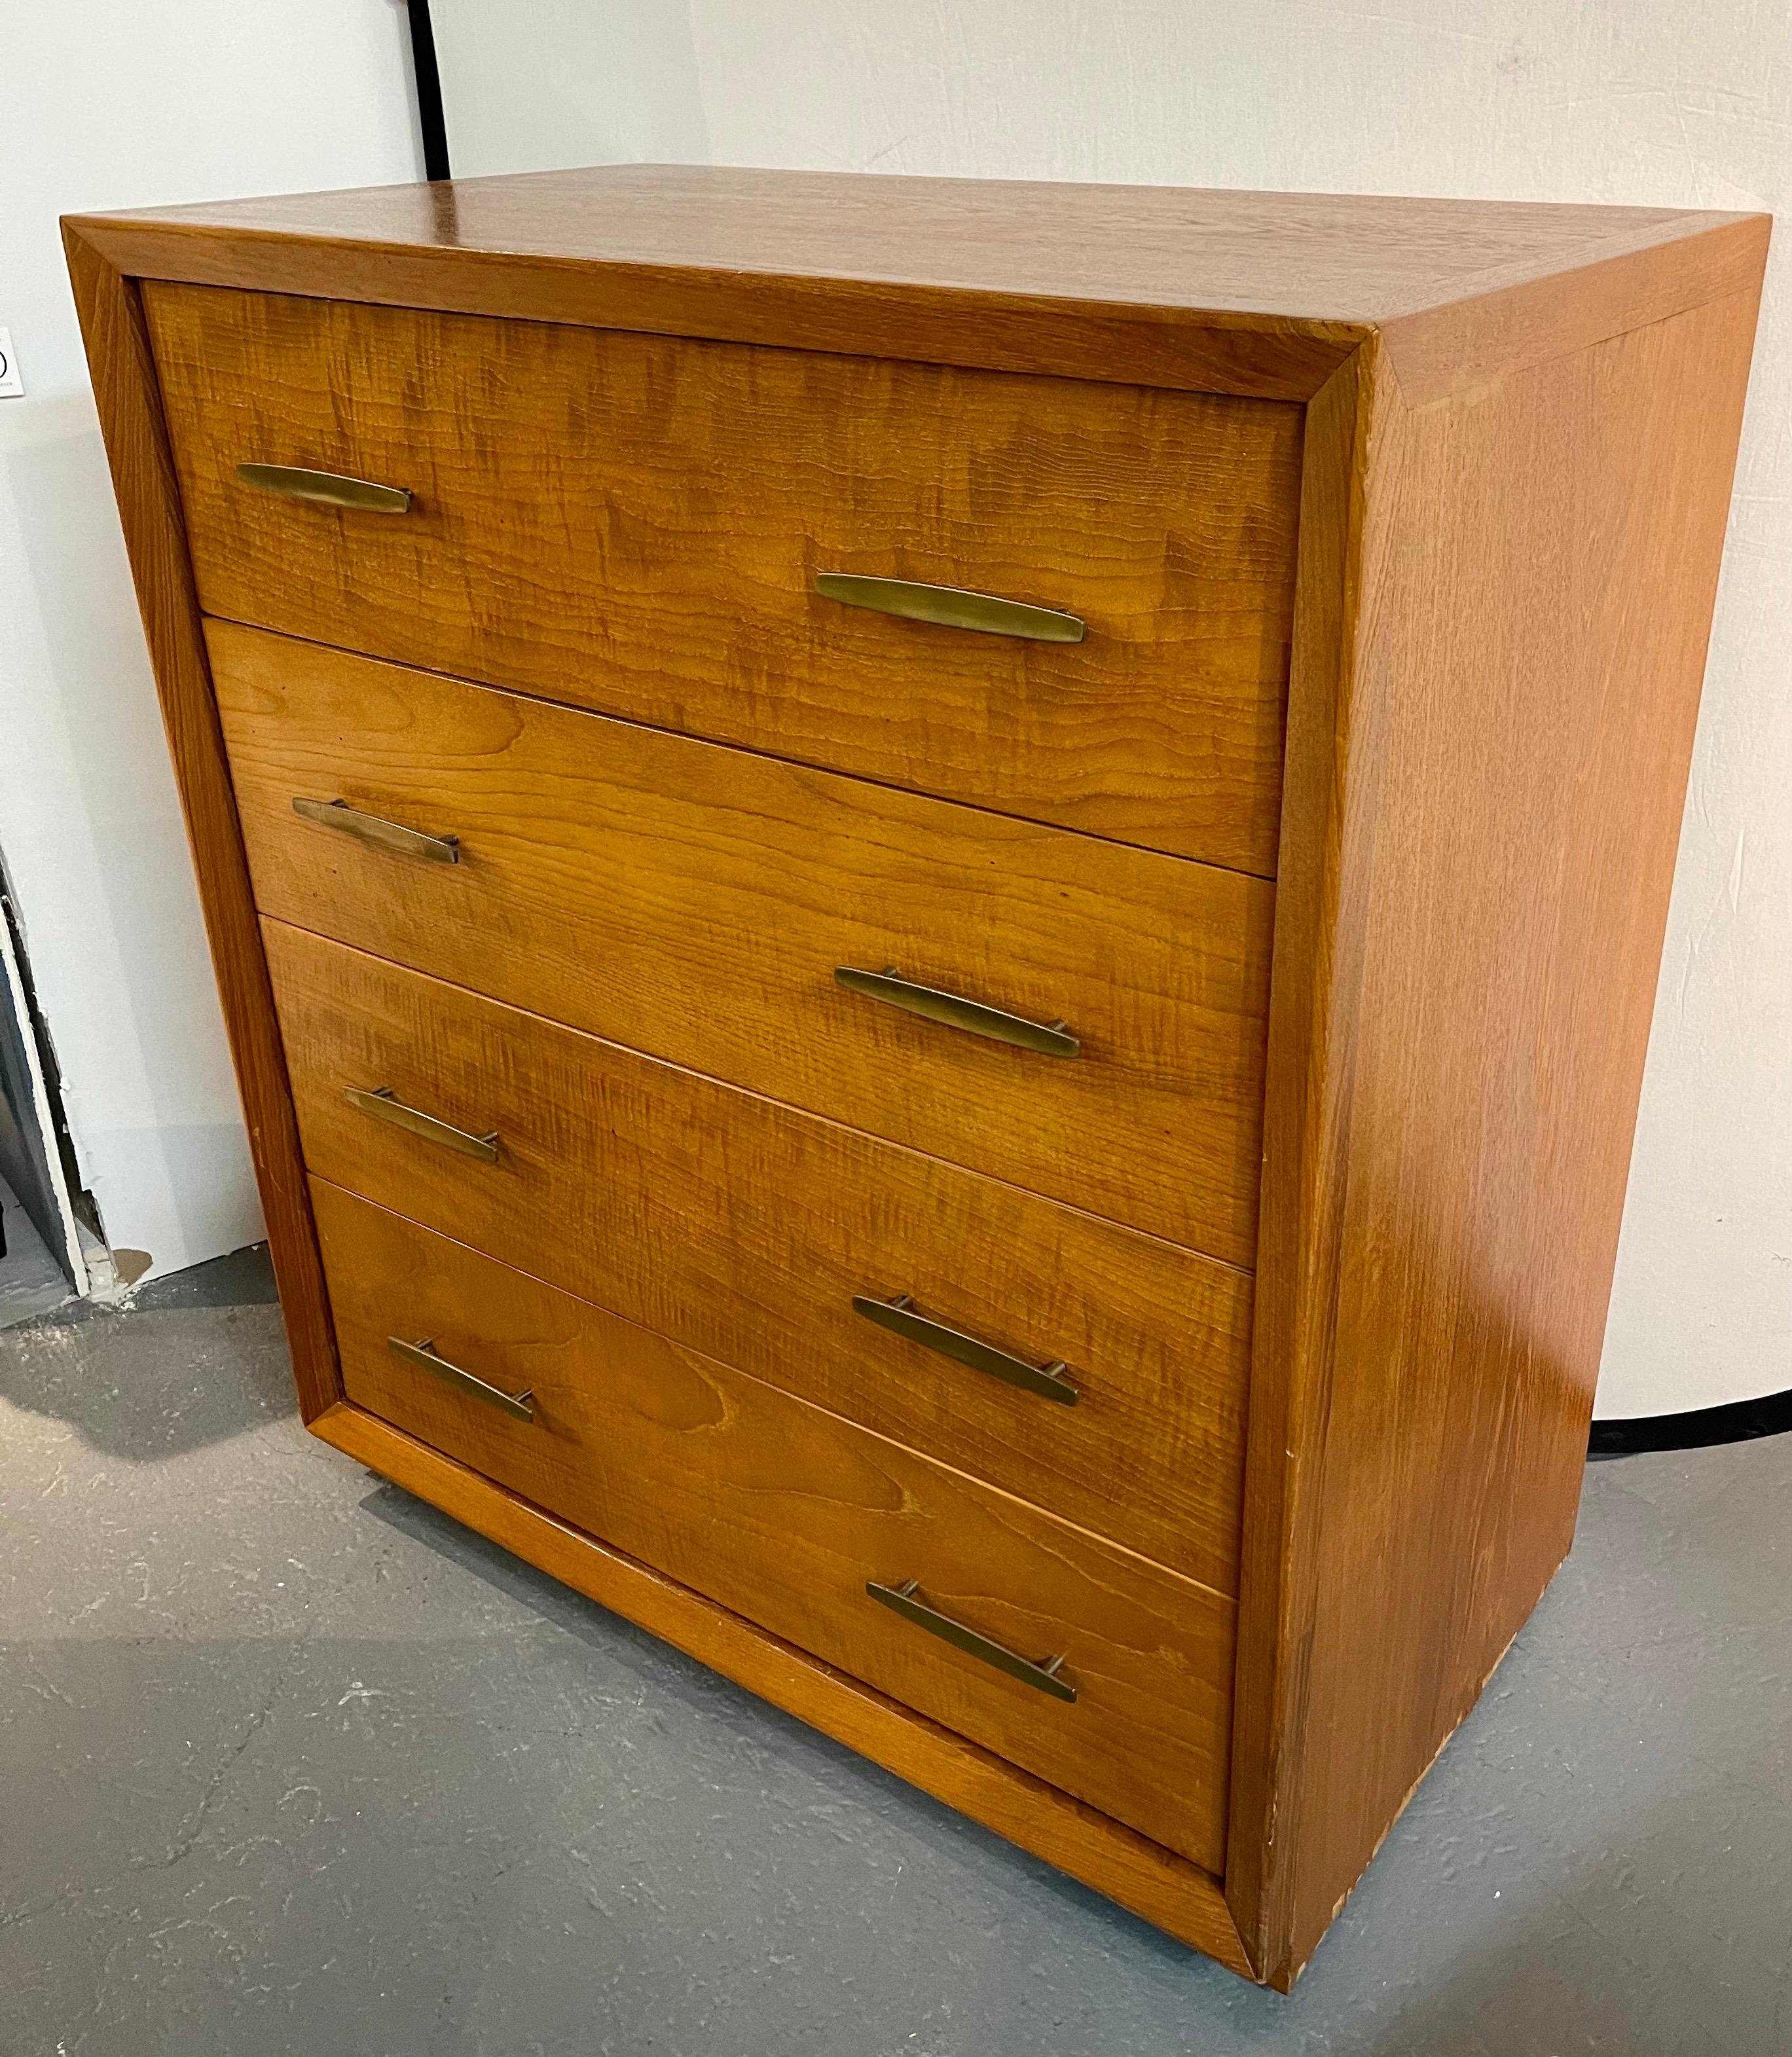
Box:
[268,922,1251,1595]
[146,283,1302,873]
[217,622,1273,1265]
[314,1177,1235,1870]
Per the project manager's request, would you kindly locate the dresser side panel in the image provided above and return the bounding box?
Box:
[60,227,340,1419]
[1266,278,1764,1984]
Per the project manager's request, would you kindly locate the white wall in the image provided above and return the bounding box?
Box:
[0,3,422,1281]
[438,0,1788,1415]
[7,5,1778,1405]
[432,0,709,173]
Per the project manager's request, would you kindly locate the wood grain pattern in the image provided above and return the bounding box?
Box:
[147,283,1303,872]
[1380,210,1771,405]
[69,167,1768,1987]
[58,228,342,1421]
[316,1178,1237,1872]
[215,621,1273,1264]
[73,166,1765,403]
[1234,283,1765,1988]
[1222,344,1375,1968]
[267,922,1253,1597]
[81,215,1353,405]
[310,1397,1253,1976]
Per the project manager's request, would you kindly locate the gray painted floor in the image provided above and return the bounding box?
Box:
[2,1256,1786,2057]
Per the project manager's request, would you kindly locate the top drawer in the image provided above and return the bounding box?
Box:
[143,284,1303,874]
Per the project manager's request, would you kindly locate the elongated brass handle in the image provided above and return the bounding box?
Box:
[238,462,411,513]
[866,1580,1076,1701]
[814,572,1084,643]
[388,1336,534,1421]
[852,1294,1078,1405]
[293,797,459,865]
[346,1085,498,1163]
[834,966,1079,1057]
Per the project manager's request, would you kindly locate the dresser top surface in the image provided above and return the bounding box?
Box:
[81,163,1759,328]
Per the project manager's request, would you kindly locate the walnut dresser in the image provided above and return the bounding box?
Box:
[66,168,1765,1988]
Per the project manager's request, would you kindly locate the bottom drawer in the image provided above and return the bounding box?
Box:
[312,1178,1235,1872]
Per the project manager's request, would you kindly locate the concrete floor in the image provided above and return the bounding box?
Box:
[3,1254,1786,2057]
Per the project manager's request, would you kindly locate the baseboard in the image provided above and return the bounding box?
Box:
[1589,1388,1792,1458]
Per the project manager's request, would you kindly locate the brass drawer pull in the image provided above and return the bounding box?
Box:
[346,1085,499,1162]
[852,1293,1078,1405]
[866,1580,1076,1701]
[834,966,1079,1057]
[388,1336,534,1421]
[292,796,460,864]
[238,462,412,513]
[814,572,1085,644]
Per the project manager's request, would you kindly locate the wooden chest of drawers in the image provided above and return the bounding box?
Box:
[67,166,1765,1988]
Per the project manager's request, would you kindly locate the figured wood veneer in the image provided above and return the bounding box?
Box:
[68,168,1766,1988]
[213,620,1273,1266]
[316,1178,1237,1872]
[265,922,1253,1597]
[147,283,1303,873]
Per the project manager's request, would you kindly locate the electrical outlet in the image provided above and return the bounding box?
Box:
[0,329,23,398]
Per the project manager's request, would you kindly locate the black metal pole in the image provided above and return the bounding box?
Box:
[405,0,452,181]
